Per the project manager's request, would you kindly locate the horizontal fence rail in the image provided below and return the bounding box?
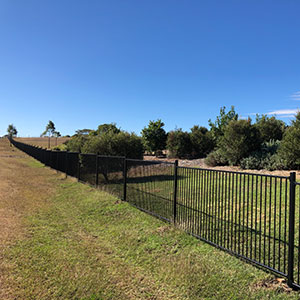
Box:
[10,138,300,289]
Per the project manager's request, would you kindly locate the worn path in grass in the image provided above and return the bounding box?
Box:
[0,138,300,300]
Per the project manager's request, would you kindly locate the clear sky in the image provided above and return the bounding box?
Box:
[1,0,300,137]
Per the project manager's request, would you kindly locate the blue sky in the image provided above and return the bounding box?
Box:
[1,0,300,137]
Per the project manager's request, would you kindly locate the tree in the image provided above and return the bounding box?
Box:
[279,112,300,169]
[254,114,286,143]
[97,123,120,135]
[7,124,17,144]
[53,131,61,146]
[141,119,167,155]
[208,106,238,142]
[42,120,56,148]
[166,129,192,158]
[218,119,260,165]
[190,125,215,158]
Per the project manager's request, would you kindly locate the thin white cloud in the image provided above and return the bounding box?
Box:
[290,91,300,100]
[267,108,299,115]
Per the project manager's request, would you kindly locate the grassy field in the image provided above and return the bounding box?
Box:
[1,139,300,299]
[15,137,70,148]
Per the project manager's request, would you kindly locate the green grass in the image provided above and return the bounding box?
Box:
[5,164,300,299]
[90,164,300,284]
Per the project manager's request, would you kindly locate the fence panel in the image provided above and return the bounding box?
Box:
[97,156,124,199]
[126,159,174,222]
[79,153,97,185]
[176,167,290,278]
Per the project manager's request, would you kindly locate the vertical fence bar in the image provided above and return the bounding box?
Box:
[77,153,81,182]
[288,172,296,287]
[95,153,99,187]
[123,157,127,201]
[173,160,178,224]
[65,151,68,178]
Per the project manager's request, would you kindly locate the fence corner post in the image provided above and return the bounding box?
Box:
[173,160,178,224]
[288,171,296,288]
[123,157,127,201]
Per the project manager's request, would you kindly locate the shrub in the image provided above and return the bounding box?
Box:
[218,119,260,165]
[204,149,228,167]
[240,140,286,170]
[190,126,215,158]
[166,129,192,158]
[67,135,89,152]
[81,131,143,159]
[276,113,300,169]
[254,114,286,143]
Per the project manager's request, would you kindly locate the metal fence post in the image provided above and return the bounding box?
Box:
[95,153,99,187]
[65,151,68,178]
[288,172,296,287]
[123,157,127,201]
[77,153,81,182]
[173,160,178,224]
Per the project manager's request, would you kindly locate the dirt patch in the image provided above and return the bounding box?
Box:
[251,277,292,293]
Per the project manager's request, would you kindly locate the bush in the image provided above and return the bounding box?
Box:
[81,131,143,159]
[166,129,192,158]
[218,119,260,165]
[254,114,285,143]
[279,113,300,169]
[190,126,215,158]
[240,140,286,170]
[205,149,228,167]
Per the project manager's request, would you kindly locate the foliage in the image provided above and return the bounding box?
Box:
[67,134,89,152]
[204,149,228,167]
[141,119,167,154]
[53,131,61,138]
[7,124,17,138]
[254,114,286,143]
[67,123,143,159]
[240,140,286,170]
[42,120,56,137]
[190,125,215,158]
[97,123,120,135]
[166,129,192,158]
[278,112,300,169]
[81,131,143,159]
[75,129,95,136]
[218,119,260,165]
[208,106,238,142]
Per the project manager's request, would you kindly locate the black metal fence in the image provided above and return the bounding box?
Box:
[10,138,300,289]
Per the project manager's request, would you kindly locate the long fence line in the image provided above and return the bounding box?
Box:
[10,138,300,289]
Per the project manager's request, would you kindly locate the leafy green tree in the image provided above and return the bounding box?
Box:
[190,125,215,158]
[7,124,17,138]
[279,112,300,169]
[254,114,286,143]
[141,119,167,155]
[97,123,120,135]
[208,106,238,142]
[166,129,192,158]
[42,120,56,148]
[218,119,260,165]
